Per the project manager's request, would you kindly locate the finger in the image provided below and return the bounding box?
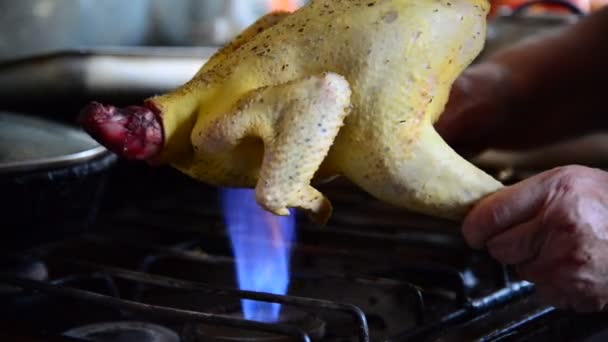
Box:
[535,285,569,310]
[552,265,608,312]
[516,257,551,284]
[569,294,605,313]
[486,215,545,265]
[551,283,604,313]
[462,171,552,249]
[516,255,573,301]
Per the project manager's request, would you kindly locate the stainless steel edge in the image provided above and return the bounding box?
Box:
[0,47,216,100]
[0,145,113,174]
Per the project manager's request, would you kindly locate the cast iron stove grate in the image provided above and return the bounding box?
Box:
[1,166,607,341]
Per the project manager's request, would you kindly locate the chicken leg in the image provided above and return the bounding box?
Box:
[192,73,351,224]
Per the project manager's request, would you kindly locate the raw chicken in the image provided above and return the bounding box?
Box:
[81,0,502,224]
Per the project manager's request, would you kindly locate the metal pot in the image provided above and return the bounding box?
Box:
[0,112,116,249]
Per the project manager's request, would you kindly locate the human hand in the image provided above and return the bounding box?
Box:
[463,165,608,312]
[437,18,608,155]
[435,62,513,157]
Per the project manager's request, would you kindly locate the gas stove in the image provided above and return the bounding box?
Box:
[2,162,608,342]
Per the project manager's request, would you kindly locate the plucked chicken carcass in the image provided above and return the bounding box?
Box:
[81,0,503,224]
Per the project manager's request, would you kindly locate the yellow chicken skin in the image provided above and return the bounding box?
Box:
[80,0,503,224]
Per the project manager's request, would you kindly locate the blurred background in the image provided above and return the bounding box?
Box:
[0,0,606,61]
[0,0,605,119]
[0,0,309,61]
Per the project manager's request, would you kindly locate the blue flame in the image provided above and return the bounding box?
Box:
[221,188,295,323]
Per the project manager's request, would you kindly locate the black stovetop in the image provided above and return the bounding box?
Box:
[1,162,607,342]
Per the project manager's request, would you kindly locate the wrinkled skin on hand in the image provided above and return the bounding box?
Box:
[463,165,608,312]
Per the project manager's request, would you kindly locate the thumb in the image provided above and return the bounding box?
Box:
[462,171,552,249]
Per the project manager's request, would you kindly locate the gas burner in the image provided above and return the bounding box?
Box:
[0,257,48,295]
[63,322,180,342]
[183,308,326,342]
